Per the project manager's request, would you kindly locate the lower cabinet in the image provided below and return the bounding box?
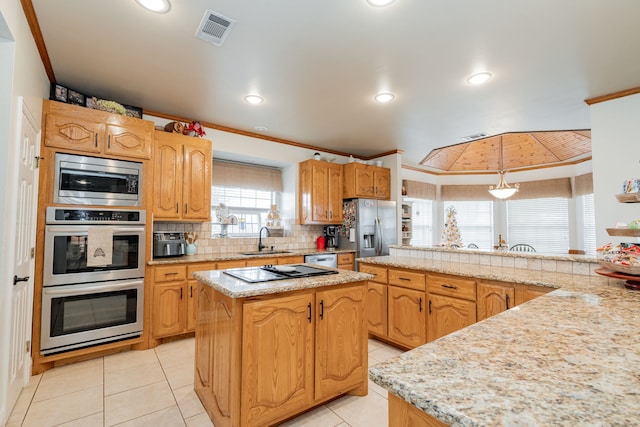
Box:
[337,252,355,270]
[388,286,426,348]
[366,281,387,336]
[427,293,477,341]
[476,282,515,321]
[196,282,368,427]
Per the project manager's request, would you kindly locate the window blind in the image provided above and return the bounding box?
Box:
[404,198,433,246]
[506,197,569,254]
[582,193,597,255]
[212,159,282,192]
[442,201,494,250]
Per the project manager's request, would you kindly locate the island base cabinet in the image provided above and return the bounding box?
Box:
[241,294,315,427]
[315,286,368,400]
[388,393,447,427]
[195,282,368,427]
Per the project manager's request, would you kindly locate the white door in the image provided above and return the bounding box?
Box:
[6,97,40,410]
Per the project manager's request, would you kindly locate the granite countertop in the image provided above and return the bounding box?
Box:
[193,268,373,298]
[357,255,604,290]
[366,256,640,425]
[148,248,355,265]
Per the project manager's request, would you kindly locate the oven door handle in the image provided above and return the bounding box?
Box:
[44,280,142,295]
[46,226,146,234]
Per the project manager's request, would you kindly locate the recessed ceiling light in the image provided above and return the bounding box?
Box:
[135,0,171,13]
[466,72,493,85]
[374,92,395,103]
[366,0,396,6]
[244,95,264,105]
[254,126,268,132]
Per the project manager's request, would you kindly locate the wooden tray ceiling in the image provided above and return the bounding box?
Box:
[420,130,591,171]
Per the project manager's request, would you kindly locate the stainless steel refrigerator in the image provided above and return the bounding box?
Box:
[339,199,397,259]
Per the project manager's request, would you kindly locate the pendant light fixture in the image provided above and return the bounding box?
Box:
[488,136,519,199]
[488,170,519,199]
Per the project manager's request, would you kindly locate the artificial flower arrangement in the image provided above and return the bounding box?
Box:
[184,121,206,137]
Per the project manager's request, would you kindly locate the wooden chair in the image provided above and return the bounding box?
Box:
[467,243,479,249]
[509,244,536,252]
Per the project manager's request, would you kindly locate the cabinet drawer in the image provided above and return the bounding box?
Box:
[427,274,475,301]
[187,262,218,279]
[388,269,425,291]
[337,253,354,265]
[154,265,187,282]
[359,264,388,283]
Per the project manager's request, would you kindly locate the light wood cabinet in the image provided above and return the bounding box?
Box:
[153,131,211,221]
[388,286,426,348]
[337,252,355,270]
[366,281,387,336]
[315,285,367,400]
[43,100,153,160]
[242,293,315,426]
[427,273,476,342]
[278,256,305,265]
[342,163,391,200]
[299,160,343,224]
[477,282,515,321]
[196,281,367,427]
[515,284,553,306]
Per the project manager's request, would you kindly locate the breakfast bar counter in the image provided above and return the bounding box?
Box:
[366,255,640,426]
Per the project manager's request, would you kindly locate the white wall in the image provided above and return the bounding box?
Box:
[0,0,49,424]
[590,93,640,246]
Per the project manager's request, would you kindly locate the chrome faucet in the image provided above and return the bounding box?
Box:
[258,226,270,251]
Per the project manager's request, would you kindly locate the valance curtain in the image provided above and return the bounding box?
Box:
[212,159,282,192]
[403,180,436,199]
[442,177,573,201]
[575,173,593,196]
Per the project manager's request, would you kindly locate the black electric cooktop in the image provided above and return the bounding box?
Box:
[223,264,338,283]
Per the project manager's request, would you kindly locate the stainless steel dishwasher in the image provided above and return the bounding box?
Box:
[304,253,337,268]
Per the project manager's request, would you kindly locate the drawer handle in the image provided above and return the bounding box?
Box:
[164,272,179,276]
[442,284,457,290]
[399,277,411,281]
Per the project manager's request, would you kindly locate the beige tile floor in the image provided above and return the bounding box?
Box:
[7,338,403,427]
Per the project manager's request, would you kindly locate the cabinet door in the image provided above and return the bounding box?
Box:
[315,285,367,400]
[516,285,553,306]
[152,282,185,338]
[427,294,476,342]
[476,283,515,321]
[374,168,391,200]
[194,284,213,393]
[367,281,387,336]
[310,163,329,222]
[44,112,103,153]
[183,140,211,220]
[388,286,426,348]
[241,294,314,426]
[153,140,183,218]
[354,165,375,198]
[104,123,152,159]
[327,163,343,223]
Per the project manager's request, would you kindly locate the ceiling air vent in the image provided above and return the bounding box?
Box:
[195,10,235,46]
[461,132,488,141]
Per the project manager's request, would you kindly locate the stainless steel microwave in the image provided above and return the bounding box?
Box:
[54,153,142,206]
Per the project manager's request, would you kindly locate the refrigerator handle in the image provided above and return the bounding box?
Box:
[375,216,383,255]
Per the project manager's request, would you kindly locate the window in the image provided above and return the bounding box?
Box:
[506,197,569,254]
[581,193,597,255]
[442,201,494,250]
[211,160,282,237]
[405,198,433,246]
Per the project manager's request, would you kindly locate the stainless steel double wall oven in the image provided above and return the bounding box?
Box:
[41,153,146,355]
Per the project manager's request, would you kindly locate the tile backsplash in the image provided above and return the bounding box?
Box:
[153,219,324,255]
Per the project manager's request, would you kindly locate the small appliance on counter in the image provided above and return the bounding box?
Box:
[153,232,186,258]
[323,225,339,249]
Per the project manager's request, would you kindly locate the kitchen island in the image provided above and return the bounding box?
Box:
[192,266,373,427]
[366,254,640,426]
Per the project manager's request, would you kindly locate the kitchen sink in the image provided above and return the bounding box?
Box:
[239,250,292,256]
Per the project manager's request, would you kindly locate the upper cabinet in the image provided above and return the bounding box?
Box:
[43,100,153,160]
[343,163,390,200]
[299,159,343,224]
[153,131,212,221]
